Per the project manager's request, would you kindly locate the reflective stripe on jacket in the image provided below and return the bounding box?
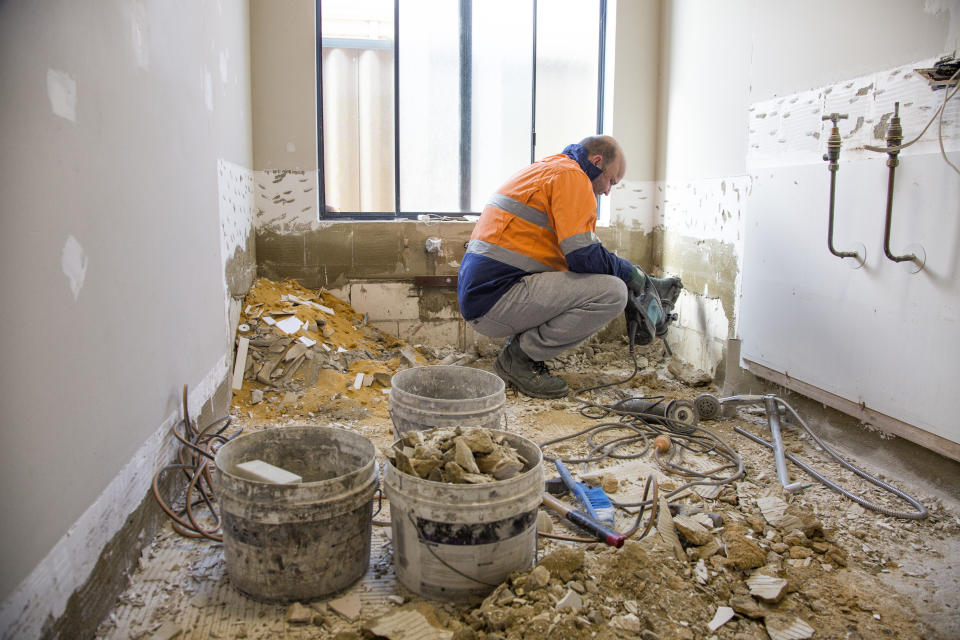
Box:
[457,149,634,321]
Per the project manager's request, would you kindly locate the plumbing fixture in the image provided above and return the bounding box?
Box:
[821,113,865,267]
[693,393,928,519]
[881,102,925,272]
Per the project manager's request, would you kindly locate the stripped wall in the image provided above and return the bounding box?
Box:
[0,0,253,636]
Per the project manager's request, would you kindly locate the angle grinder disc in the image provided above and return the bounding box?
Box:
[693,393,722,420]
[665,400,699,427]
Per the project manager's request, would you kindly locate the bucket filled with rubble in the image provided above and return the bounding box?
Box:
[383,426,544,601]
[389,365,506,438]
[214,426,379,602]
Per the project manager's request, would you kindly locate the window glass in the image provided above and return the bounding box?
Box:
[534,0,600,160]
[471,0,534,212]
[398,0,461,213]
[318,0,604,218]
[321,0,395,213]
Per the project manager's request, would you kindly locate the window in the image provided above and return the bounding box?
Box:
[318,0,607,219]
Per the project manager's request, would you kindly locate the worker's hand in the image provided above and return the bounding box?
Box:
[626,266,647,296]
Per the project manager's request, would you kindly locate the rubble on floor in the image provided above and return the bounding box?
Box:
[94,284,960,639]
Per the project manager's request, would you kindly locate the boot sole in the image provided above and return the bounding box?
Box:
[493,360,570,399]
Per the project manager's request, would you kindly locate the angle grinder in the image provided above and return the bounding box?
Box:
[616,397,700,433]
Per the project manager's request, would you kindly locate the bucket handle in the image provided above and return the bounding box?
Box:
[405,511,501,588]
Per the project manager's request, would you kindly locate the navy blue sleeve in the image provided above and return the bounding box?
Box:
[566,244,635,281]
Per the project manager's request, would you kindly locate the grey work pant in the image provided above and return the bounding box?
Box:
[468,272,628,362]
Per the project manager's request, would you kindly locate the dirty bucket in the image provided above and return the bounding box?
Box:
[383,428,544,601]
[214,426,379,602]
[389,365,506,438]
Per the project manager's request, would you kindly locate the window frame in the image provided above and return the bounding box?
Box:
[316,0,608,220]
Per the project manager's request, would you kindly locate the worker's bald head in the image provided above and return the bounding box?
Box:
[579,135,622,167]
[580,135,625,196]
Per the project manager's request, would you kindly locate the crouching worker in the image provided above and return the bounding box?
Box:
[457,135,681,398]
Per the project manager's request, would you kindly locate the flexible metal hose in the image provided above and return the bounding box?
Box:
[735,397,927,520]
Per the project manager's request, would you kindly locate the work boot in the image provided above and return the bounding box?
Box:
[494,340,569,399]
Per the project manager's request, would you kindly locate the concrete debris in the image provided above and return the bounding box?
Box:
[673,514,714,546]
[765,613,815,640]
[556,589,582,612]
[391,427,526,484]
[536,510,553,534]
[609,613,642,636]
[524,565,550,591]
[666,358,713,386]
[285,602,314,624]
[722,523,768,570]
[730,594,766,619]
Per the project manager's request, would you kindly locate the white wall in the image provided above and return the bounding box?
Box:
[654,0,959,447]
[0,0,253,634]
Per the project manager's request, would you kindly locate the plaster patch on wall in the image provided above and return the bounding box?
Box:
[202,67,213,112]
[123,0,150,70]
[748,57,960,169]
[609,179,657,230]
[0,357,227,640]
[217,159,254,269]
[254,169,321,233]
[219,49,230,84]
[61,235,87,301]
[46,68,77,122]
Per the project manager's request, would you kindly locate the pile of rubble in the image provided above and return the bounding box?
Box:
[387,428,528,484]
[231,278,425,421]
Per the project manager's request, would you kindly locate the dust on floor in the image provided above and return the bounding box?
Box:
[95,283,960,640]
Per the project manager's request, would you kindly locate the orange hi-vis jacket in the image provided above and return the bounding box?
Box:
[457,146,634,321]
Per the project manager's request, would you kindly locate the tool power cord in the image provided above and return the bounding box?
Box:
[539,348,744,521]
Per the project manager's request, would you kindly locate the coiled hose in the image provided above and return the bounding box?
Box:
[152,385,241,540]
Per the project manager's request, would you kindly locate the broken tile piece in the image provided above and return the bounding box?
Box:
[757,495,790,527]
[365,609,452,640]
[747,572,788,602]
[708,606,735,632]
[235,460,302,485]
[275,315,304,334]
[328,591,361,622]
[764,613,814,640]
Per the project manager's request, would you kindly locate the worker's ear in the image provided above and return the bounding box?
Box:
[590,154,603,169]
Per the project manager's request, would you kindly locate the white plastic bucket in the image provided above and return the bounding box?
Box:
[382,428,544,601]
[389,365,505,438]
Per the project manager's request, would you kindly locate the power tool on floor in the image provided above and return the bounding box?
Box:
[625,275,683,352]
